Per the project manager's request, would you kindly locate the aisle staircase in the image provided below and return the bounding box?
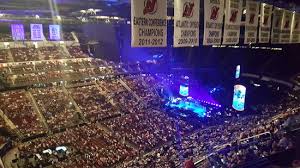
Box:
[0,109,16,130]
[71,32,79,43]
[61,45,71,57]
[62,86,87,122]
[0,109,22,138]
[93,81,117,106]
[119,79,141,101]
[26,91,50,132]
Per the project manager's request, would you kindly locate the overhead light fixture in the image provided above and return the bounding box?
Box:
[56,15,61,20]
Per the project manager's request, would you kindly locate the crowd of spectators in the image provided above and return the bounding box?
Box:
[68,85,120,121]
[123,76,160,102]
[67,46,89,58]
[0,49,9,63]
[11,47,40,62]
[0,33,12,42]
[17,124,137,168]
[39,47,72,60]
[104,109,194,152]
[0,90,45,136]
[0,58,114,87]
[117,94,300,168]
[31,87,80,130]
[97,79,140,113]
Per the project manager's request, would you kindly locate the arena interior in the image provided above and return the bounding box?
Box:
[0,0,300,168]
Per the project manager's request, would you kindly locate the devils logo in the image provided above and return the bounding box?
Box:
[284,20,290,29]
[249,14,255,24]
[210,6,220,20]
[230,10,238,23]
[143,0,158,15]
[295,22,299,29]
[182,2,195,18]
[263,16,269,25]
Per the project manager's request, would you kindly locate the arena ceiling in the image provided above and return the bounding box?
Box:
[1,0,300,18]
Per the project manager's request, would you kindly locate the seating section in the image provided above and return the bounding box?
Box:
[0,33,12,42]
[31,87,79,130]
[97,79,139,113]
[68,85,120,121]
[39,47,72,60]
[123,76,159,101]
[0,90,45,136]
[19,124,137,168]
[11,47,40,62]
[67,46,89,58]
[0,49,9,63]
[104,110,193,151]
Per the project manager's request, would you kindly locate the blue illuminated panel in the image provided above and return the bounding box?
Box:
[179,85,189,97]
[232,85,246,111]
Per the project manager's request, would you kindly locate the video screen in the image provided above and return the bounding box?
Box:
[179,85,189,97]
[232,85,246,111]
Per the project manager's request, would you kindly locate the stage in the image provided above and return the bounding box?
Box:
[165,97,207,117]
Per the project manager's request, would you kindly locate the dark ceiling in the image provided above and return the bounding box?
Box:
[1,0,300,18]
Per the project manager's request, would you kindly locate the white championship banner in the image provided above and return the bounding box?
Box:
[280,10,293,43]
[174,0,200,47]
[291,13,300,43]
[31,24,44,41]
[222,0,242,45]
[203,0,225,45]
[244,0,259,44]
[259,3,272,43]
[271,7,284,44]
[131,0,167,47]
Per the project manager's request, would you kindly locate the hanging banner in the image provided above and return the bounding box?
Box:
[131,0,167,47]
[244,0,259,44]
[259,3,272,43]
[31,24,44,41]
[222,0,243,45]
[174,0,200,47]
[291,13,300,43]
[203,0,225,45]
[280,10,293,43]
[11,24,25,41]
[49,25,61,41]
[271,7,284,44]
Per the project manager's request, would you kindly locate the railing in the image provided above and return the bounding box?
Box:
[194,131,272,167]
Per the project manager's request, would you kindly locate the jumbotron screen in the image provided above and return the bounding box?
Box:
[235,65,241,79]
[232,85,246,111]
[179,85,189,97]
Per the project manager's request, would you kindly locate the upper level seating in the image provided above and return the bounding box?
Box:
[0,49,9,63]
[19,124,137,168]
[104,110,193,151]
[0,90,45,136]
[31,87,79,130]
[0,33,12,42]
[68,85,120,121]
[67,46,89,58]
[7,74,39,86]
[8,62,35,74]
[63,32,75,41]
[39,47,71,60]
[11,47,41,62]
